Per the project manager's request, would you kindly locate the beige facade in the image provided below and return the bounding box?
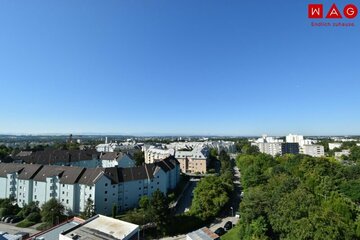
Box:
[177,157,207,174]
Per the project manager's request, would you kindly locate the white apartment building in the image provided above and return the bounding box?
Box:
[286,134,304,144]
[253,134,284,144]
[286,134,316,147]
[335,149,350,160]
[329,143,342,150]
[301,145,325,157]
[252,142,282,156]
[144,146,175,164]
[19,149,136,169]
[0,156,180,216]
[100,152,135,168]
[166,141,236,154]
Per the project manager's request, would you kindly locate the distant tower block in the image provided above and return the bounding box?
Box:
[68,134,73,143]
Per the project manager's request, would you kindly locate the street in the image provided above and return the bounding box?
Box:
[161,165,242,239]
[175,178,199,215]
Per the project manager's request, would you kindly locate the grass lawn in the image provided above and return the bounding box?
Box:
[221,225,240,240]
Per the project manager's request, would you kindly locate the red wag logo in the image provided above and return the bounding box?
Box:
[308,3,358,19]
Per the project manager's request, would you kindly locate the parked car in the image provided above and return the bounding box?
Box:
[224,221,233,231]
[10,216,23,223]
[214,227,226,236]
[1,216,8,221]
[4,216,14,223]
[15,232,30,240]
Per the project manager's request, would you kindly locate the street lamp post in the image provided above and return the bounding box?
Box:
[230,206,233,217]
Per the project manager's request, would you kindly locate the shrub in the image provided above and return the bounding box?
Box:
[16,219,36,228]
[27,212,41,222]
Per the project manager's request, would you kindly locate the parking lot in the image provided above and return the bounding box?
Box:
[0,222,39,236]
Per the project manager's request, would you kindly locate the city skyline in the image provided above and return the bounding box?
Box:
[1,1,359,136]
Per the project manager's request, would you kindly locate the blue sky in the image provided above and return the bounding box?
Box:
[0,0,359,136]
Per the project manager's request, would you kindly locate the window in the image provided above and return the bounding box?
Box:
[62,184,65,187]
[157,182,159,185]
[105,183,108,187]
[104,198,108,202]
[105,191,108,194]
[35,181,37,186]
[62,191,65,194]
[157,176,159,178]
[20,186,22,189]
[66,192,68,197]
[89,186,92,190]
[34,195,37,199]
[50,193,53,197]
[66,199,69,204]
[139,187,141,190]
[62,199,64,202]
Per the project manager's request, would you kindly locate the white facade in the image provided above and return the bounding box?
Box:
[335,149,350,160]
[286,134,304,144]
[252,142,282,156]
[100,153,136,168]
[0,158,180,216]
[144,146,175,164]
[254,135,283,144]
[301,145,325,157]
[329,143,342,150]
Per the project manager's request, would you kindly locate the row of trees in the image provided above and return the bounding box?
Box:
[0,197,66,229]
[234,153,360,240]
[190,150,234,221]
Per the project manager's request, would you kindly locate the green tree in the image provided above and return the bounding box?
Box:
[17,201,40,219]
[149,190,170,234]
[112,204,117,218]
[40,199,65,225]
[133,150,145,166]
[80,198,95,220]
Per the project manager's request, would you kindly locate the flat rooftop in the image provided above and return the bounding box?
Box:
[187,227,219,240]
[32,220,81,240]
[61,215,139,240]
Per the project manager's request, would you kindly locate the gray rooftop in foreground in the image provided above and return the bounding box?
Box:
[34,221,80,240]
[187,227,219,240]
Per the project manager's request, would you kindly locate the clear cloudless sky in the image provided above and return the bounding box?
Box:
[0,0,359,136]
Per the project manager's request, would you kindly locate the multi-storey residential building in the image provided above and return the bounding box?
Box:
[252,142,282,156]
[144,146,175,164]
[281,143,300,155]
[175,147,209,174]
[100,152,135,168]
[0,156,180,215]
[18,149,136,169]
[329,143,342,150]
[301,145,325,157]
[20,149,101,167]
[335,149,350,160]
[252,142,299,156]
[286,134,304,144]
